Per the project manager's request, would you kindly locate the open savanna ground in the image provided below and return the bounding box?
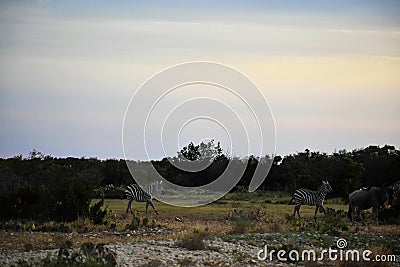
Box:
[1,191,399,266]
[100,192,349,228]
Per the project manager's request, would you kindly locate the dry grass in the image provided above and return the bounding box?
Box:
[165,220,230,240]
[1,193,399,254]
[177,234,205,250]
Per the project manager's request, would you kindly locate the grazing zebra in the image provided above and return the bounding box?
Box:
[125,181,164,214]
[289,180,333,219]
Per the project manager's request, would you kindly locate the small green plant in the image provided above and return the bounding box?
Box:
[285,211,349,232]
[104,212,120,231]
[320,213,349,232]
[142,217,149,227]
[35,221,71,232]
[70,218,89,233]
[150,218,157,228]
[89,199,108,225]
[285,213,303,231]
[125,211,140,230]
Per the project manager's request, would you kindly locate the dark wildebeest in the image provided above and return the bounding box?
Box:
[348,186,391,225]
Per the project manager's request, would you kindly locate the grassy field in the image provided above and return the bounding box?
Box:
[96,191,399,245]
[98,192,399,259]
[100,190,348,220]
[1,191,399,262]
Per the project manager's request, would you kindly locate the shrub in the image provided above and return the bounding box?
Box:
[379,198,400,225]
[125,211,140,230]
[230,220,252,234]
[177,230,205,251]
[89,199,107,225]
[94,184,126,199]
[0,160,99,222]
[320,213,349,232]
[142,217,149,227]
[36,221,71,233]
[53,174,95,222]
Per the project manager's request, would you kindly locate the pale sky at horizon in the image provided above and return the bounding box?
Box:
[0,0,399,160]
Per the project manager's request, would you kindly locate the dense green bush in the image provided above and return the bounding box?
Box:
[0,158,98,221]
[94,184,125,199]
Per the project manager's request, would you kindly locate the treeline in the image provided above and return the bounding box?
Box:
[264,145,399,196]
[0,144,399,221]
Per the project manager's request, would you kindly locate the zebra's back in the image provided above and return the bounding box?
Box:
[125,184,151,202]
[294,189,318,205]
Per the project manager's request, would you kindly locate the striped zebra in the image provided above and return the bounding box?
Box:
[289,180,333,219]
[388,180,400,198]
[125,181,164,214]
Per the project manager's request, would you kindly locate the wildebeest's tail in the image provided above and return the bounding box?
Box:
[289,196,294,205]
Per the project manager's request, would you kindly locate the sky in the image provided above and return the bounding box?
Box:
[0,0,399,160]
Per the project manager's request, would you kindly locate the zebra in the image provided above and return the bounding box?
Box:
[388,180,400,201]
[125,181,164,214]
[289,180,333,219]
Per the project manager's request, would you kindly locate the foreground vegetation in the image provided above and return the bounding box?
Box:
[0,190,399,266]
[1,191,399,248]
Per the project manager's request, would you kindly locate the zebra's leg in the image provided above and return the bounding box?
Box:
[145,202,149,214]
[314,205,319,220]
[126,200,132,214]
[293,205,299,217]
[294,205,301,219]
[148,200,159,214]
